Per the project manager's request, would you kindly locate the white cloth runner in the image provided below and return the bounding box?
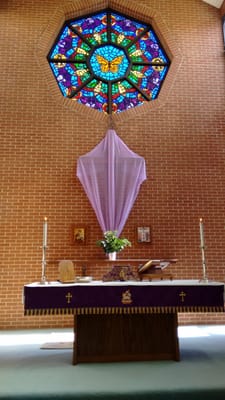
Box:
[25,279,224,287]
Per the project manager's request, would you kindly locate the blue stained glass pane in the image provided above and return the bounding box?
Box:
[50,62,90,96]
[49,26,91,61]
[90,45,129,81]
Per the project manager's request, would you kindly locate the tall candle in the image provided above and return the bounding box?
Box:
[199,218,204,248]
[43,217,48,247]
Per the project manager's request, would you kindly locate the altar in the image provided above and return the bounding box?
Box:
[24,279,224,364]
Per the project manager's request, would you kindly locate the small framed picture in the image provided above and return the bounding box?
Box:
[72,226,86,244]
[137,226,151,243]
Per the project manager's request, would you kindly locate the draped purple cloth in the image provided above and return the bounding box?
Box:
[77,129,146,235]
[24,282,225,314]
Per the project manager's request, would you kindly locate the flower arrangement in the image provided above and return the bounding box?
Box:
[96,230,131,254]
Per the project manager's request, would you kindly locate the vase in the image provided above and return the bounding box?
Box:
[108,252,117,261]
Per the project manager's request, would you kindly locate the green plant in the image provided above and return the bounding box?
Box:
[96,230,131,254]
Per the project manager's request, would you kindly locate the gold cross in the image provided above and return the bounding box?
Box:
[66,292,72,304]
[179,291,186,302]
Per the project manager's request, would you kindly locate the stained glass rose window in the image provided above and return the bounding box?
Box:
[47,9,170,114]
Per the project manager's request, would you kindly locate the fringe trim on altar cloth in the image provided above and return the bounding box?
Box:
[24,305,224,316]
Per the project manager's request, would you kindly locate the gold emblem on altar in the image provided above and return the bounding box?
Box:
[179,291,186,302]
[66,292,72,304]
[121,289,132,305]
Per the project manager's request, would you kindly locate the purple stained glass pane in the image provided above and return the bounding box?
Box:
[69,12,108,46]
[128,30,170,64]
[72,79,108,112]
[110,12,146,45]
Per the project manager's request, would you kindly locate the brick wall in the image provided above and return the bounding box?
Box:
[0,0,225,329]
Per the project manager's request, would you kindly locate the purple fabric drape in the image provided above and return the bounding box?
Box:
[76,129,146,235]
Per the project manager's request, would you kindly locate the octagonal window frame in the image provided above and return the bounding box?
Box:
[47,8,171,115]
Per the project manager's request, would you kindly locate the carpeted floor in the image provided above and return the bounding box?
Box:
[0,325,225,400]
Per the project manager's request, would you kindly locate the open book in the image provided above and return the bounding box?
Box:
[138,259,177,274]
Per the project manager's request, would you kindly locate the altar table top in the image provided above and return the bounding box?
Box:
[24,280,224,316]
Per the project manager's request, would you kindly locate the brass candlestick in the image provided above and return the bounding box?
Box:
[199,218,208,283]
[40,244,48,284]
[200,244,208,283]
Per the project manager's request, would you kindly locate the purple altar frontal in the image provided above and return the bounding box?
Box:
[24,280,224,316]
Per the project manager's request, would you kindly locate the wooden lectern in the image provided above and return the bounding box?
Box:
[138,259,176,281]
